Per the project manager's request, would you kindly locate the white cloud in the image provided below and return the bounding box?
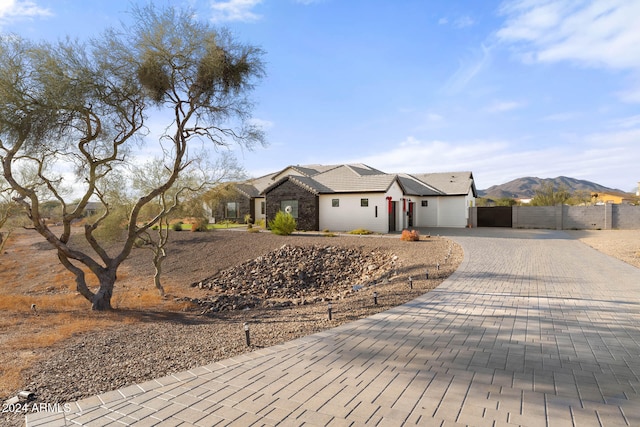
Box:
[454,15,475,29]
[347,131,639,190]
[443,43,493,94]
[0,0,50,24]
[609,114,640,129]
[497,0,640,70]
[541,112,580,122]
[209,0,262,23]
[426,113,444,122]
[484,100,526,113]
[249,117,274,129]
[438,17,448,25]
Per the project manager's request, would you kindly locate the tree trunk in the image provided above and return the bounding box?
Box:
[92,285,113,310]
[90,268,117,311]
[153,250,166,297]
[153,265,165,297]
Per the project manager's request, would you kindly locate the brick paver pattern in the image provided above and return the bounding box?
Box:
[26,229,640,426]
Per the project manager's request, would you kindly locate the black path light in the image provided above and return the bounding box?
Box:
[328,301,333,320]
[425,269,429,280]
[408,276,413,289]
[243,322,250,347]
[373,291,378,305]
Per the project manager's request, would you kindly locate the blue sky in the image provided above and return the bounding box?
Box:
[2,0,640,192]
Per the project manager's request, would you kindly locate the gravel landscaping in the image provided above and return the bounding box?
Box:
[2,228,461,426]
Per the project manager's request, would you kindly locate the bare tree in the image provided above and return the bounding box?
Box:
[0,179,19,252]
[133,152,246,296]
[0,5,265,310]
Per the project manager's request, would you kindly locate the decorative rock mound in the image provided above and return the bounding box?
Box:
[190,244,398,314]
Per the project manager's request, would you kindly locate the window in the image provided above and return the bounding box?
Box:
[360,198,369,207]
[280,200,299,218]
[375,206,378,217]
[226,202,238,218]
[421,200,429,207]
[260,201,265,215]
[332,199,339,207]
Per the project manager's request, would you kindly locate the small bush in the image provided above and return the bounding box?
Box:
[255,219,266,228]
[269,211,297,235]
[191,218,208,232]
[400,229,420,241]
[247,227,260,233]
[172,222,183,231]
[348,228,373,235]
[244,214,252,224]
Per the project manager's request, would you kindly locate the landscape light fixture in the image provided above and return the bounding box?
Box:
[243,322,250,346]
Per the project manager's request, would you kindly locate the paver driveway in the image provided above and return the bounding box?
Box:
[27,229,640,426]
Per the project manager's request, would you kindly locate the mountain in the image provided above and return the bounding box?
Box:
[478,176,628,200]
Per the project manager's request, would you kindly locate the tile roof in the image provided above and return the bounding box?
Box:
[410,172,476,196]
[313,165,397,193]
[244,165,475,197]
[397,174,444,196]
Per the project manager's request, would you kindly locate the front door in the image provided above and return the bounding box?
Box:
[408,202,414,227]
[388,201,397,232]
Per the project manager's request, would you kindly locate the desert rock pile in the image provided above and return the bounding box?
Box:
[190,244,398,313]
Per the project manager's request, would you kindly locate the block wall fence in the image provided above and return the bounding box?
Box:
[469,204,640,230]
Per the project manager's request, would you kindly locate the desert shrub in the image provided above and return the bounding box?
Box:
[269,211,296,235]
[219,219,235,228]
[255,219,266,228]
[400,229,420,241]
[244,213,252,224]
[348,228,373,235]
[191,218,209,232]
[247,227,260,233]
[172,221,183,231]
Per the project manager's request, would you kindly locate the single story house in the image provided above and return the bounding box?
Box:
[205,163,477,232]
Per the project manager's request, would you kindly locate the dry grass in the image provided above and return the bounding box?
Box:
[0,288,187,398]
[0,227,198,398]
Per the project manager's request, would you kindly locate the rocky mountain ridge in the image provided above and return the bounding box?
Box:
[479,176,628,199]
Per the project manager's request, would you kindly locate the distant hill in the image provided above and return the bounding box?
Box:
[478,176,628,200]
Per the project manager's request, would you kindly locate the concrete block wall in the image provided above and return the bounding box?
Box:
[613,205,640,229]
[563,205,606,230]
[465,205,640,230]
[512,206,556,229]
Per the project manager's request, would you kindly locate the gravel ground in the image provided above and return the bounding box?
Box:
[3,229,461,426]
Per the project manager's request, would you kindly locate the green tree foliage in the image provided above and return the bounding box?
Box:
[530,182,571,206]
[269,211,297,236]
[495,197,517,206]
[566,189,594,206]
[0,5,265,310]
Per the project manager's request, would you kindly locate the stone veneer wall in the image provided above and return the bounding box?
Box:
[265,179,319,231]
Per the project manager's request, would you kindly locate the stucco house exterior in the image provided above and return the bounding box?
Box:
[206,164,477,232]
